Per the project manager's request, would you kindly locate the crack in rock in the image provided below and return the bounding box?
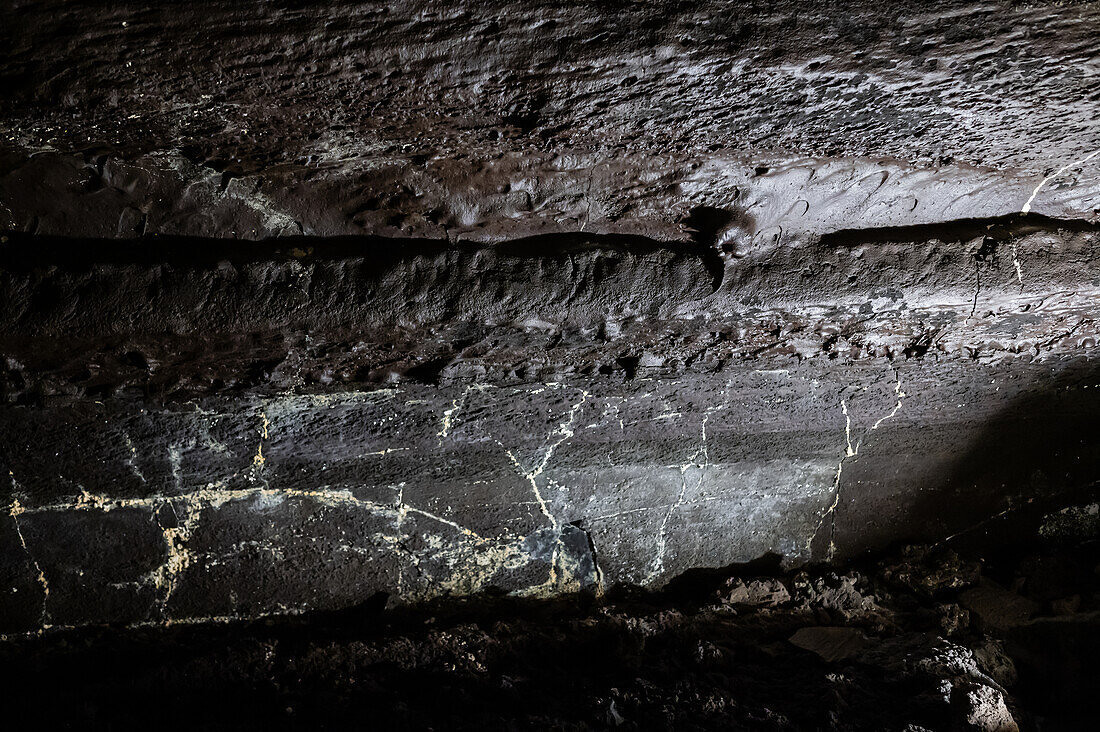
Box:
[1021,149,1100,214]
[498,387,602,594]
[1010,238,1024,285]
[642,410,712,586]
[500,388,590,530]
[251,408,270,471]
[437,383,488,445]
[812,370,906,561]
[16,479,513,626]
[8,477,50,627]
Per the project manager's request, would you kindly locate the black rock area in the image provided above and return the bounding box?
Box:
[3,541,1099,731]
[3,1,1100,729]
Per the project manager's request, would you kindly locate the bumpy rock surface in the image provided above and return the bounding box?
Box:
[3,0,1100,643]
[4,542,1099,730]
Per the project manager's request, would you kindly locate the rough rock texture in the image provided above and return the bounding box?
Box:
[4,0,1100,240]
[3,0,1100,643]
[4,542,1099,730]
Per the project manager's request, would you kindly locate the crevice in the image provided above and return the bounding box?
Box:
[569,519,604,595]
[0,230,725,292]
[818,212,1100,249]
[970,258,981,319]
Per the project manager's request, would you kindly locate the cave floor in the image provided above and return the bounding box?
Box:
[3,539,1096,732]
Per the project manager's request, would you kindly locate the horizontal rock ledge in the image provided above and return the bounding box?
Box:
[4,357,1100,633]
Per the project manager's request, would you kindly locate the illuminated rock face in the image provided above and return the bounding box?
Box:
[3,0,1100,632]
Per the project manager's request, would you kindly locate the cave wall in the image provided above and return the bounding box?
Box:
[3,0,1100,633]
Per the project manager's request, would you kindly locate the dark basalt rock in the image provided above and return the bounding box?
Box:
[3,1,1100,728]
[1,541,1097,730]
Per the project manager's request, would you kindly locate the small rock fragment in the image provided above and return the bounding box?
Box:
[722,577,790,607]
[955,684,1019,732]
[788,626,869,662]
[937,602,971,636]
[802,572,878,619]
[880,545,982,596]
[972,639,1017,689]
[959,580,1038,633]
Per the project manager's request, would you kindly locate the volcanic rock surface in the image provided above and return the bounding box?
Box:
[3,541,1099,730]
[2,8,1100,722]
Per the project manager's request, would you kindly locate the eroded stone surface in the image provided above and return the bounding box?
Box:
[4,1,1100,241]
[9,541,1097,729]
[4,354,1100,632]
[3,0,1100,634]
